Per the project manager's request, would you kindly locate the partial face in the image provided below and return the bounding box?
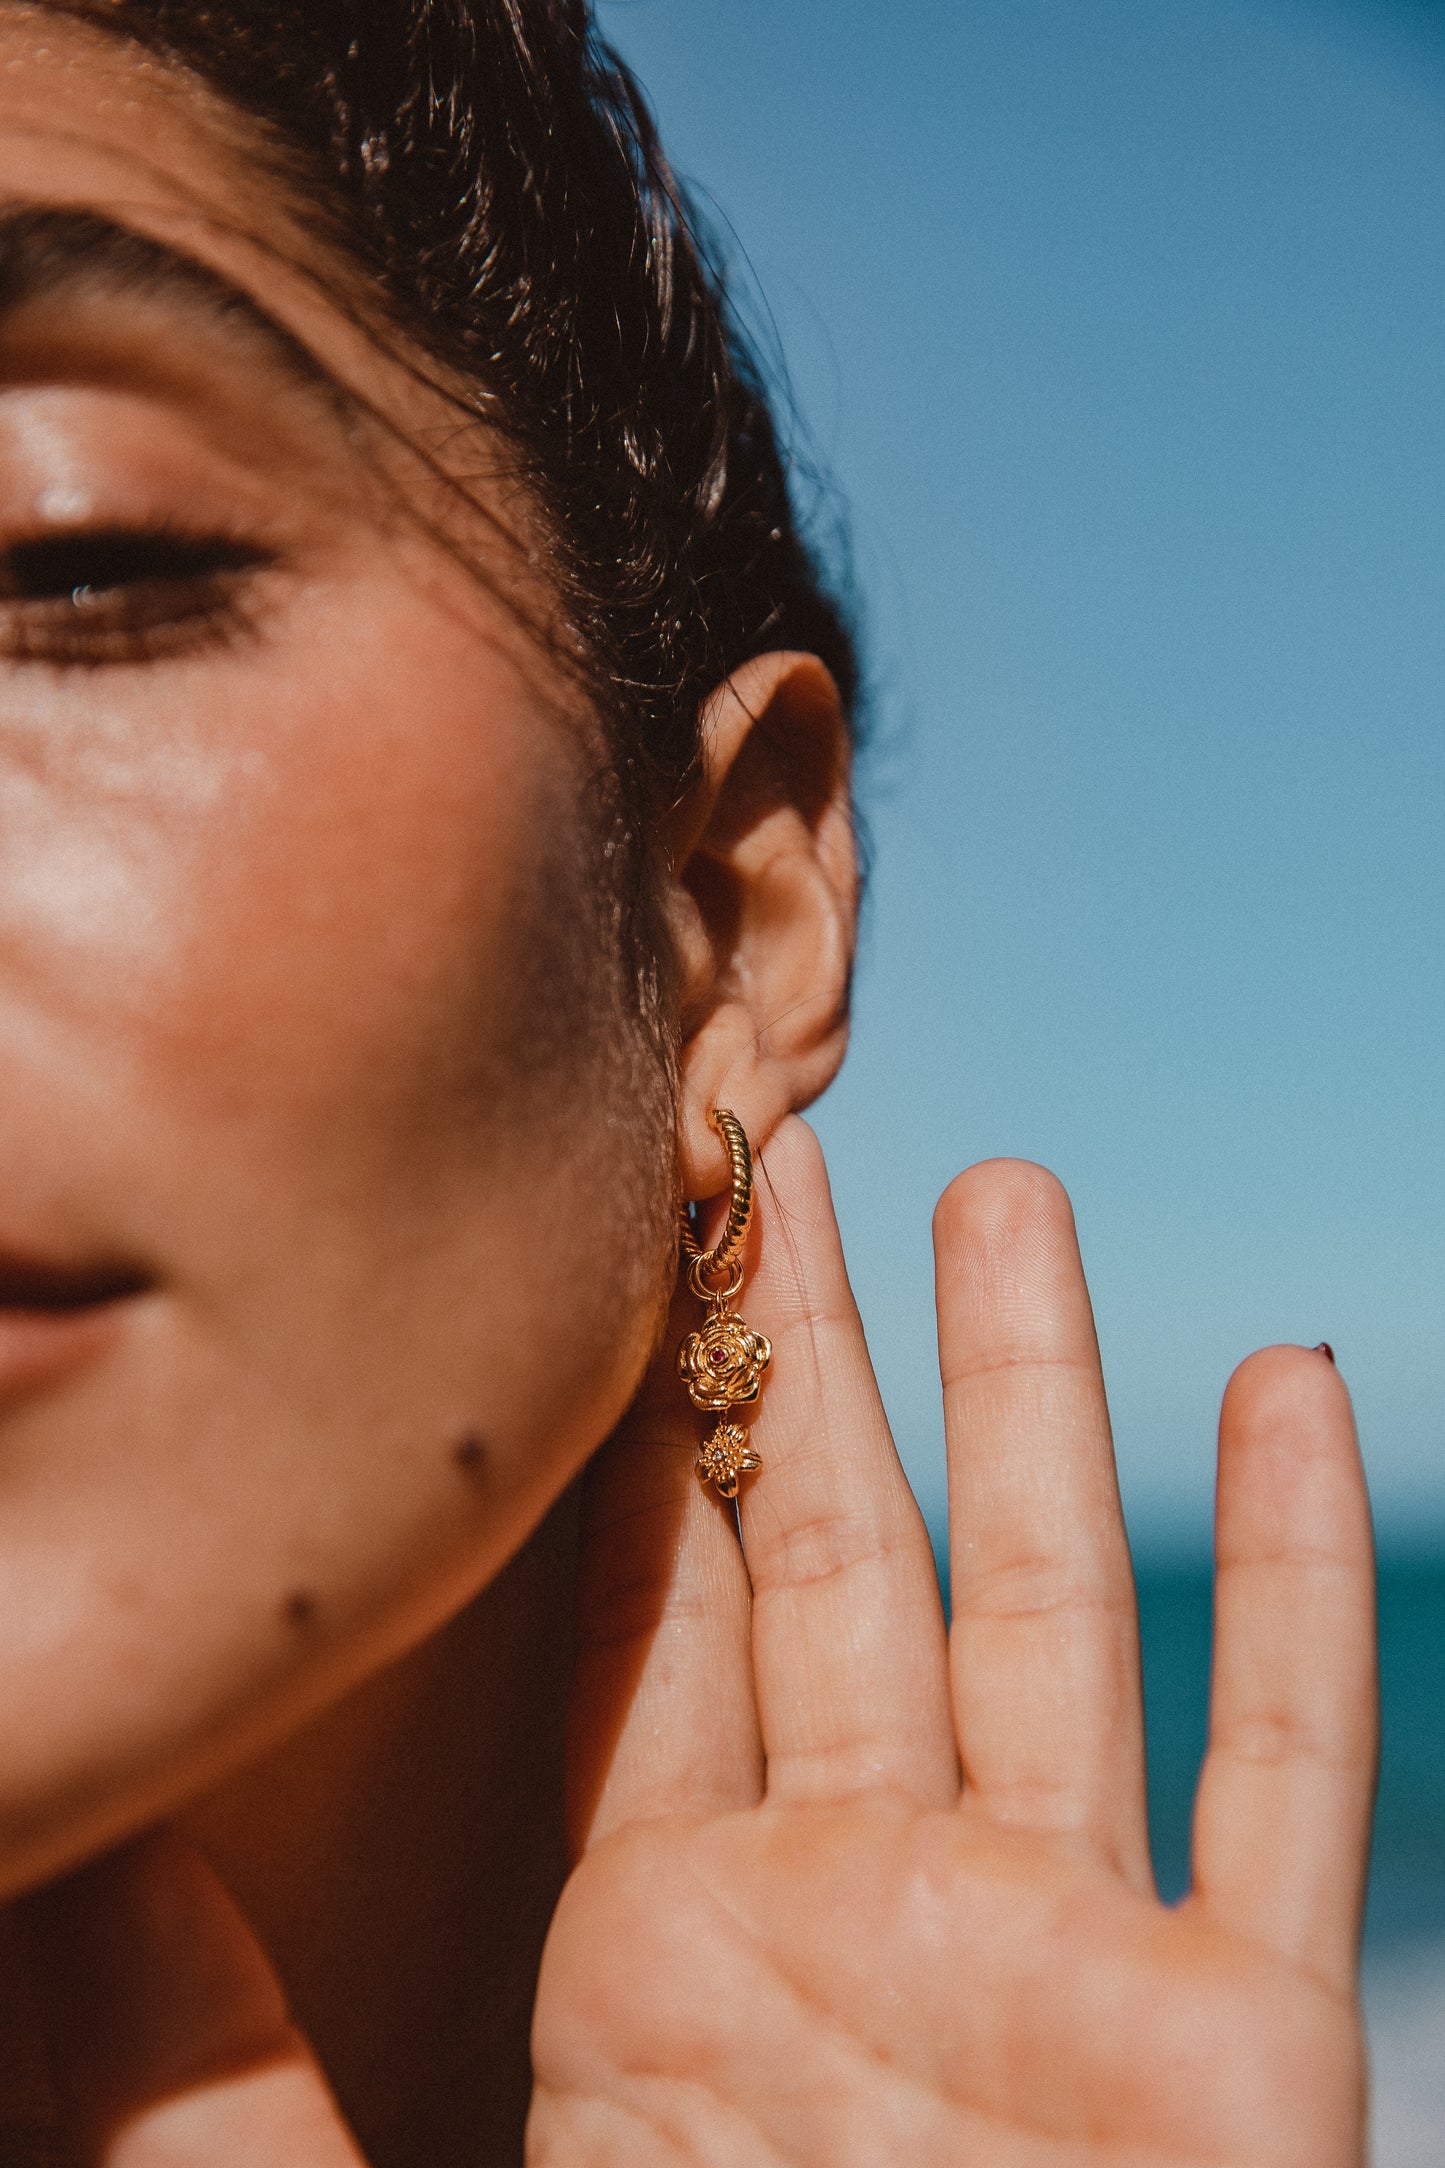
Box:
[0,9,673,1892]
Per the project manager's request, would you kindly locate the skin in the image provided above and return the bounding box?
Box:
[0,11,1377,2166]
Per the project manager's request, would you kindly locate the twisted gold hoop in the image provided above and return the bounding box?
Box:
[678,1107,754,1284]
[677,1108,770,1499]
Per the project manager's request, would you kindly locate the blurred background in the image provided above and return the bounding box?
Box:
[598,1,1444,2157]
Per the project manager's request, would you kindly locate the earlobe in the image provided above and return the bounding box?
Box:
[667,651,857,1202]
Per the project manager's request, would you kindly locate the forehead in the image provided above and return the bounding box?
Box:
[0,8,308,251]
[0,7,436,420]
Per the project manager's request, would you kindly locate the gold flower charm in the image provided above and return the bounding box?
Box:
[696,1421,762,1501]
[677,1310,773,1412]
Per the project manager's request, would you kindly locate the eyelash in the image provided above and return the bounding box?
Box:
[0,527,275,667]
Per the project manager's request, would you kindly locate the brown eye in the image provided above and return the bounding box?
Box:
[0,527,273,665]
[1,528,262,604]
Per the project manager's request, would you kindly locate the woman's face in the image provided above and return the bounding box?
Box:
[0,8,672,1893]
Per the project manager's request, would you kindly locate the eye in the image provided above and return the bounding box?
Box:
[0,526,275,665]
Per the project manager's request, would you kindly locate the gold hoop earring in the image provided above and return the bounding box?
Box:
[677,1109,772,1498]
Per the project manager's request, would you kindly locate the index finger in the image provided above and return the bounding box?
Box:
[567,1277,762,1857]
[736,1118,956,1809]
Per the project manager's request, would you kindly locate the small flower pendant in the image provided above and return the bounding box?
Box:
[696,1420,763,1501]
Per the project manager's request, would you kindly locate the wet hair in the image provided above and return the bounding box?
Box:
[51,0,860,859]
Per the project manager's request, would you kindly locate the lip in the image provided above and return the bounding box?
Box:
[0,1249,151,1401]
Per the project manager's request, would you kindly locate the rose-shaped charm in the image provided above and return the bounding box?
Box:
[696,1421,762,1500]
[677,1308,772,1412]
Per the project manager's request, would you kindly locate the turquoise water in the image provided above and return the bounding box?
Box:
[1136,1553,1445,1951]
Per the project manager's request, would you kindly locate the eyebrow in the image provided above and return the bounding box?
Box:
[0,201,331,390]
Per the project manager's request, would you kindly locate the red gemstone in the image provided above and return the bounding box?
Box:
[708,1346,728,1366]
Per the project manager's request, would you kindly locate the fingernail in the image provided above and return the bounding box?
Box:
[1314,1341,1335,1365]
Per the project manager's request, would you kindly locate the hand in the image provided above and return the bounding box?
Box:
[11,1121,1375,2165]
[530,1118,1377,2164]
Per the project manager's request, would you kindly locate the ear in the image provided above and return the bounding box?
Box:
[664,650,857,1202]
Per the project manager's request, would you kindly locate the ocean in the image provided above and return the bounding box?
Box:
[1135,1553,1445,2167]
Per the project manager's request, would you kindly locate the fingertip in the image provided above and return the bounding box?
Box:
[753,1114,842,1271]
[932,1157,1074,1260]
[757,1110,825,1193]
[1215,1345,1369,1569]
[1220,1342,1354,1430]
[932,1163,1094,1383]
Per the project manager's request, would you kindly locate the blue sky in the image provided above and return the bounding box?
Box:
[598,0,1445,1546]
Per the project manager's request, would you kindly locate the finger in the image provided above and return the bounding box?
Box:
[568,1273,762,1856]
[736,1116,956,1808]
[18,1830,366,2166]
[1192,1344,1377,1990]
[935,1160,1152,1887]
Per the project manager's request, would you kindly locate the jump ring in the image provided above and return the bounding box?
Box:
[687,1255,744,1305]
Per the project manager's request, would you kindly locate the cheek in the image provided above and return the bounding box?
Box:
[0,566,672,1895]
[147,592,546,1120]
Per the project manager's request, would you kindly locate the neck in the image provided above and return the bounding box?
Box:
[178,1491,579,2168]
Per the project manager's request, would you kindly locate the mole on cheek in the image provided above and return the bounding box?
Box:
[282,1589,320,1631]
[452,1432,487,1477]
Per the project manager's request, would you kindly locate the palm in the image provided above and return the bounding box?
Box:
[537,1810,1360,2165]
[531,1122,1375,2166]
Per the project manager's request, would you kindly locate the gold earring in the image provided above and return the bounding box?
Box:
[677,1109,772,1498]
